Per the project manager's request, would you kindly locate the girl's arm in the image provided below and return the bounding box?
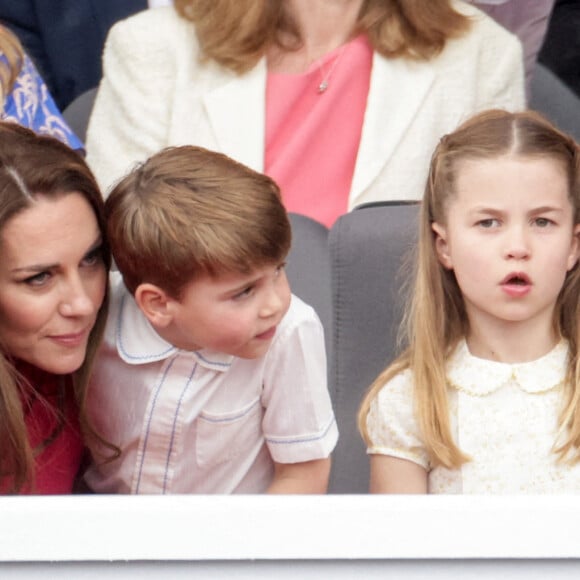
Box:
[369,455,428,494]
[267,458,331,494]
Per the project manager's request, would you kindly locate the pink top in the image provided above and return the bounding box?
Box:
[265,35,373,228]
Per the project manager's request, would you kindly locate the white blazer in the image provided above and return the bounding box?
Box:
[86,3,524,207]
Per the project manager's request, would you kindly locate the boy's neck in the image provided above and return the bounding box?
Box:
[151,322,202,353]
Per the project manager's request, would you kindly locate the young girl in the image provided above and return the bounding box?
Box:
[358,109,580,494]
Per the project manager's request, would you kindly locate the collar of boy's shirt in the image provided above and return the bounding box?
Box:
[115,291,233,371]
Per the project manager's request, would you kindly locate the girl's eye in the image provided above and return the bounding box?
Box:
[477,218,499,229]
[534,217,552,228]
[23,271,51,287]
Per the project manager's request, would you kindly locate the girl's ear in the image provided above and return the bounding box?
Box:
[134,283,175,328]
[567,224,580,271]
[431,222,453,270]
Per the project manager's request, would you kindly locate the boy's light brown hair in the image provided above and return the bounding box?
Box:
[105,145,291,298]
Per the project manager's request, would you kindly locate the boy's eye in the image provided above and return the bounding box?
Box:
[233,286,254,300]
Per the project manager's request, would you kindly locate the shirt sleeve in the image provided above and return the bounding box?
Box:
[261,297,338,464]
[366,370,430,469]
[2,55,84,151]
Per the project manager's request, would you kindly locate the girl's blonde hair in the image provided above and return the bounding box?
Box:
[173,0,471,74]
[0,25,24,106]
[0,122,116,492]
[359,109,580,469]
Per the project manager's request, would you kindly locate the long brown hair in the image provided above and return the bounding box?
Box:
[173,0,471,74]
[0,25,24,106]
[359,110,580,469]
[0,122,115,492]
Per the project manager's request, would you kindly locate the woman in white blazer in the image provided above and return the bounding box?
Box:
[86,0,524,226]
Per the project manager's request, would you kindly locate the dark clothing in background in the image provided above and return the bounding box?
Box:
[0,0,146,110]
[539,0,580,98]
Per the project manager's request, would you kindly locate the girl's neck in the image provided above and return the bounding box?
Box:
[269,0,363,73]
[465,320,560,364]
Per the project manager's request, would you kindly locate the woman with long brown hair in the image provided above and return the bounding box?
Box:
[0,121,113,493]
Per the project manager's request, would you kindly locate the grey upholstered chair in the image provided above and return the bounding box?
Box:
[328,202,419,493]
[530,63,580,141]
[62,86,98,143]
[286,213,332,360]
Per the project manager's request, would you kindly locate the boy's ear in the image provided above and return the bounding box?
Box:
[134,283,175,328]
[431,222,453,270]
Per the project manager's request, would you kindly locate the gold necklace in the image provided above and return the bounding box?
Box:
[316,44,347,94]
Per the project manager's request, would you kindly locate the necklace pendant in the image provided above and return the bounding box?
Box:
[318,80,328,93]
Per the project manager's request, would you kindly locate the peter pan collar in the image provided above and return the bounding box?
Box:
[115,292,233,371]
[446,340,568,396]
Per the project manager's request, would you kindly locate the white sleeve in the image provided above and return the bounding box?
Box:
[261,297,338,464]
[366,370,430,469]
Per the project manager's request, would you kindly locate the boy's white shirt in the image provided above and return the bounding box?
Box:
[85,272,337,494]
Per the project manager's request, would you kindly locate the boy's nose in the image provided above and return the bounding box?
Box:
[260,287,284,318]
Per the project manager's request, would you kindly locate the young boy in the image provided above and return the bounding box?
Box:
[85,146,338,494]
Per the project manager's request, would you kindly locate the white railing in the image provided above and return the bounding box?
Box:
[1,494,580,577]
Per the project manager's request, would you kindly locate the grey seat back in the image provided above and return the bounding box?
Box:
[328,202,419,493]
[286,213,332,359]
[62,86,98,143]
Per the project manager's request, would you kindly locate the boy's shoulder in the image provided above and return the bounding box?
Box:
[274,294,324,340]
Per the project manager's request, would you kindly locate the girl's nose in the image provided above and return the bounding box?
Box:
[504,227,531,260]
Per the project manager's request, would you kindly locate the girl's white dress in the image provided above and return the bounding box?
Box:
[366,340,580,493]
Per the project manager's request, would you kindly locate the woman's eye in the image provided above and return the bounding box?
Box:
[23,272,51,287]
[82,247,103,267]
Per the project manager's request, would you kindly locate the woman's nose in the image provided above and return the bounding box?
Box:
[58,276,96,317]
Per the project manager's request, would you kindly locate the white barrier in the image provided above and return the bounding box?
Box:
[1,494,579,577]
